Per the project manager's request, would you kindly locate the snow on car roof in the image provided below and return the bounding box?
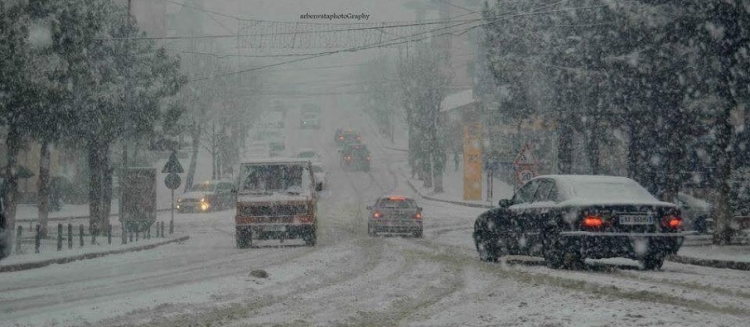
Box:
[534,175,677,207]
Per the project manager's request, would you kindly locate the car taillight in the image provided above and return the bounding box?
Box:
[345,155,352,161]
[662,215,682,229]
[413,212,421,219]
[582,215,603,228]
[367,156,371,161]
[372,211,382,219]
[299,215,313,223]
[339,136,344,140]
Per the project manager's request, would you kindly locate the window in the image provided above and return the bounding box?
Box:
[533,180,554,202]
[240,164,310,193]
[513,180,539,204]
[191,183,216,192]
[377,198,417,209]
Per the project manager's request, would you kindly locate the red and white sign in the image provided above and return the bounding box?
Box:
[513,143,539,186]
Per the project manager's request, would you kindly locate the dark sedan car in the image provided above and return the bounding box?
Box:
[473,175,690,270]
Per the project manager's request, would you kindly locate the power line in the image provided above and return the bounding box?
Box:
[186,3,621,82]
[97,17,482,41]
[188,18,480,83]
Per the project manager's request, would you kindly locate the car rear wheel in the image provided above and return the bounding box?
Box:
[543,230,583,269]
[413,229,423,238]
[640,251,666,270]
[236,227,252,249]
[474,227,499,262]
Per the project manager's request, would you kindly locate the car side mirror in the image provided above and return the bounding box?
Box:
[498,199,513,208]
[418,207,423,212]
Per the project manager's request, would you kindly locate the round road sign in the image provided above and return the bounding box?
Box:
[164,173,181,190]
[518,169,534,184]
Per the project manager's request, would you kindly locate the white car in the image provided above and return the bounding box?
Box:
[311,162,327,191]
[245,141,271,159]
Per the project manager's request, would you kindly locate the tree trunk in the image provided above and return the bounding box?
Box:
[557,115,573,174]
[713,98,736,245]
[585,121,601,175]
[2,124,22,257]
[184,122,200,193]
[101,142,112,233]
[88,141,102,236]
[38,139,51,239]
[211,123,217,180]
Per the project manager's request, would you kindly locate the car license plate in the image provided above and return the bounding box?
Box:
[619,215,653,225]
[263,225,286,232]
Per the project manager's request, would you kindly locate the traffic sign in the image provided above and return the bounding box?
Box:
[162,151,184,174]
[517,169,534,185]
[513,143,539,169]
[165,173,181,190]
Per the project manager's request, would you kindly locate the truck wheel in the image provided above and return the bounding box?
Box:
[236,227,252,249]
[413,229,423,238]
[304,226,317,246]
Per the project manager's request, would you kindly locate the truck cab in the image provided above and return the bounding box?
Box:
[234,159,317,248]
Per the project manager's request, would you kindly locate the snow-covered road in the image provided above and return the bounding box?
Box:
[2,99,750,327]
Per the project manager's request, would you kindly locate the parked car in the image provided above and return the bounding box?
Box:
[311,162,328,191]
[473,175,689,270]
[296,148,321,162]
[176,180,236,213]
[300,112,320,129]
[675,192,713,234]
[367,196,423,237]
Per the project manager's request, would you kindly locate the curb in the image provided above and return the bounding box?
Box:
[0,235,190,273]
[382,145,408,152]
[668,254,750,271]
[401,169,494,209]
[17,208,173,223]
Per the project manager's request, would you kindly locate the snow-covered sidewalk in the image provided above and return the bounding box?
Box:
[397,158,515,208]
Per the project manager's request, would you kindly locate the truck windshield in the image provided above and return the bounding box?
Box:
[240,164,311,193]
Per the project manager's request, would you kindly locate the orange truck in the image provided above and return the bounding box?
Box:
[234,159,317,248]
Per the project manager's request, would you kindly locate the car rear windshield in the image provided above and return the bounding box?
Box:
[312,166,324,173]
[377,198,417,208]
[298,151,317,158]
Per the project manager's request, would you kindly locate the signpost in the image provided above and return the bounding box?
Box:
[463,122,483,201]
[162,151,184,234]
[513,143,539,189]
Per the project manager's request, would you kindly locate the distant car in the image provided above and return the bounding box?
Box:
[340,143,370,171]
[300,112,320,129]
[473,175,689,270]
[177,180,236,213]
[311,162,328,191]
[266,130,286,153]
[335,129,361,146]
[367,196,423,237]
[245,141,272,159]
[296,148,321,162]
